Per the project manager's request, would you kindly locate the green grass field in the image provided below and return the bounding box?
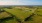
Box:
[0,6,42,23]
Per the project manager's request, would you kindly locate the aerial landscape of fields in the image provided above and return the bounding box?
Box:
[0,5,42,23]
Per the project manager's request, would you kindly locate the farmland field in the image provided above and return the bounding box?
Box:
[0,6,42,23]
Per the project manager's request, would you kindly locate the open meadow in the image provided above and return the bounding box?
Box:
[0,6,42,23]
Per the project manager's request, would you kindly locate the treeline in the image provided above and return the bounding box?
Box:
[0,10,22,23]
[24,13,35,21]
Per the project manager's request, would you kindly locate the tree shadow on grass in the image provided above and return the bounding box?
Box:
[0,15,14,23]
[24,13,35,21]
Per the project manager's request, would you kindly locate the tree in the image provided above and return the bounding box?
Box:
[4,6,12,9]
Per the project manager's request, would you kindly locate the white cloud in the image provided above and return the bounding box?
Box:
[0,0,25,5]
[0,0,42,5]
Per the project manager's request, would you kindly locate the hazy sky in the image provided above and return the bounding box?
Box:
[0,0,42,5]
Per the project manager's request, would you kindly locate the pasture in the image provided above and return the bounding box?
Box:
[0,6,42,23]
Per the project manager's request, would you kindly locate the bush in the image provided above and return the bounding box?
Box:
[0,15,14,23]
[0,9,5,13]
[24,13,35,21]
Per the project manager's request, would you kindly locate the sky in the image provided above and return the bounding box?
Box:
[0,0,42,5]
